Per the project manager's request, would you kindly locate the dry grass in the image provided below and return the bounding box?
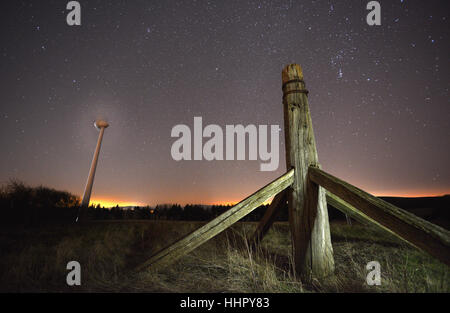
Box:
[0,221,448,292]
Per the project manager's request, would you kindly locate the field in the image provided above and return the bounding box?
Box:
[0,220,448,293]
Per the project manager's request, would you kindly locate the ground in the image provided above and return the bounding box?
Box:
[0,220,448,292]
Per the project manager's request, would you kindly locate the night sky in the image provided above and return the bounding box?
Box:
[1,1,449,207]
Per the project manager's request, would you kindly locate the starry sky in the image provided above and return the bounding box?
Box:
[0,0,449,207]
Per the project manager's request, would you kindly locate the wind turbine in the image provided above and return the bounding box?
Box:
[77,119,109,222]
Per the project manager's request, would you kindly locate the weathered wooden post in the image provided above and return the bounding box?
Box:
[282,64,334,280]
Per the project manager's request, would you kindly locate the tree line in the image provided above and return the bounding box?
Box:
[0,181,290,226]
[0,180,349,227]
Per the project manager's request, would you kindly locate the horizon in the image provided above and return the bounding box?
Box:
[1,178,449,208]
[89,191,450,209]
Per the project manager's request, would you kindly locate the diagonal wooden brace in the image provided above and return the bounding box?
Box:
[250,189,288,245]
[135,169,294,272]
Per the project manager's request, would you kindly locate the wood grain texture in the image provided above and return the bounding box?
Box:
[310,167,450,266]
[282,64,334,280]
[250,189,287,245]
[135,169,295,272]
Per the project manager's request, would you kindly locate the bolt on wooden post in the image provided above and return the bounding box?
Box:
[282,64,334,280]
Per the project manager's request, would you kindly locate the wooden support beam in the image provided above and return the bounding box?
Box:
[282,64,334,280]
[310,167,450,266]
[326,192,416,248]
[250,189,287,245]
[135,169,295,272]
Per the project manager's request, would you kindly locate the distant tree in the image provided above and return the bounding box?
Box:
[168,204,183,220]
[211,204,231,218]
[183,204,208,221]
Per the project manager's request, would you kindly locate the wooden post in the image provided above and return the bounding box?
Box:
[282,64,334,280]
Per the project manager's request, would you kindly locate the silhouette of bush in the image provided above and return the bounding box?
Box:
[0,180,80,226]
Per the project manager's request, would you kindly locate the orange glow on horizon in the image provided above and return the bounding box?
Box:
[89,198,145,208]
[371,191,450,198]
[89,190,448,208]
[210,200,237,206]
[369,187,450,198]
[89,197,274,208]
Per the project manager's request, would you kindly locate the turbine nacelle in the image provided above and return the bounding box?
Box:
[94,119,109,130]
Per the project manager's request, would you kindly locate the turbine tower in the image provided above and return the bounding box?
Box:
[77,119,109,222]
